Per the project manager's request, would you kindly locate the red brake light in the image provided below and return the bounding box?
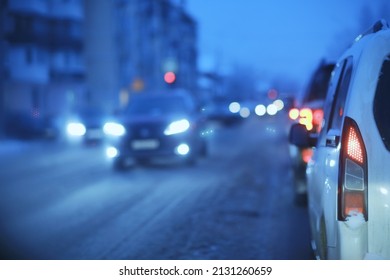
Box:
[338,117,368,221]
[312,109,324,132]
[301,148,313,164]
[346,126,364,164]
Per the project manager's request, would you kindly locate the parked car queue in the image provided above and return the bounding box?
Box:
[290,19,390,259]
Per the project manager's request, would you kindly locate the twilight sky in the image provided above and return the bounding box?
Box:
[186,0,389,91]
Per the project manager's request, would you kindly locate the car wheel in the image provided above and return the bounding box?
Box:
[294,192,308,206]
[293,162,308,206]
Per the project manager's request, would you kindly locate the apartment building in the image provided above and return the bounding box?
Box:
[0,0,85,136]
[84,0,198,109]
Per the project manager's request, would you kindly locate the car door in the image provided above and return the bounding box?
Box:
[307,57,353,259]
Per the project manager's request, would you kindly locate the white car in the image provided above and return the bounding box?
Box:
[290,20,390,259]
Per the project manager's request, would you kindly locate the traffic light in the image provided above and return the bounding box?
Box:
[164,71,176,84]
[267,88,278,100]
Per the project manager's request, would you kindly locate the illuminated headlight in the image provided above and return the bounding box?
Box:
[66,122,86,136]
[103,122,126,136]
[255,104,267,116]
[229,102,241,113]
[106,146,118,158]
[176,143,190,156]
[164,119,190,135]
[266,104,278,116]
[239,107,250,118]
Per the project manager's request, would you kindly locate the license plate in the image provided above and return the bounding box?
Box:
[87,129,103,138]
[131,139,159,150]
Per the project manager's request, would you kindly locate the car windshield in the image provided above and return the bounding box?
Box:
[78,107,105,118]
[125,95,191,116]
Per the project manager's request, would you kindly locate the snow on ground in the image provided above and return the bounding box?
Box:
[0,139,32,156]
[0,114,314,260]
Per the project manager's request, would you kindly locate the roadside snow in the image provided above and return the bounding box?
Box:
[0,139,31,156]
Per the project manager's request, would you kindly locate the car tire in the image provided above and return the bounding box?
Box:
[293,161,308,206]
[294,192,308,207]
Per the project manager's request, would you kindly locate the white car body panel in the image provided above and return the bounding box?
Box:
[348,32,390,259]
[307,25,390,259]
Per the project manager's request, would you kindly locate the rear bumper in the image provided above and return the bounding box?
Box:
[334,214,390,259]
[336,218,368,259]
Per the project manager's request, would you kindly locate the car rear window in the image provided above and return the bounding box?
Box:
[373,56,390,151]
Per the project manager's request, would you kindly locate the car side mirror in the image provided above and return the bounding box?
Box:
[289,123,318,148]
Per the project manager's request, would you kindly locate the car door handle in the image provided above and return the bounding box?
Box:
[326,135,340,147]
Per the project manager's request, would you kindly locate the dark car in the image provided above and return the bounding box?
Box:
[205,97,242,126]
[105,92,208,169]
[288,61,335,204]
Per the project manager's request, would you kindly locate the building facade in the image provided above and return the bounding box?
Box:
[0,0,198,136]
[0,0,86,136]
[84,0,198,110]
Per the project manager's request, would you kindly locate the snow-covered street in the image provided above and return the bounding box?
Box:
[0,115,313,260]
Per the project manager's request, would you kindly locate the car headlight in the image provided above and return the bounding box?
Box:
[103,122,126,136]
[106,146,119,158]
[164,119,190,135]
[66,122,86,136]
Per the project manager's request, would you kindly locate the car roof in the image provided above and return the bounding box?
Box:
[336,20,390,127]
[338,20,389,62]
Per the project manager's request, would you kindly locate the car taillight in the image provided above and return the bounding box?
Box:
[301,148,313,163]
[312,109,324,132]
[289,107,323,132]
[338,117,368,221]
[299,108,313,131]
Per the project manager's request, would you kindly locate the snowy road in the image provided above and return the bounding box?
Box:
[0,114,313,260]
